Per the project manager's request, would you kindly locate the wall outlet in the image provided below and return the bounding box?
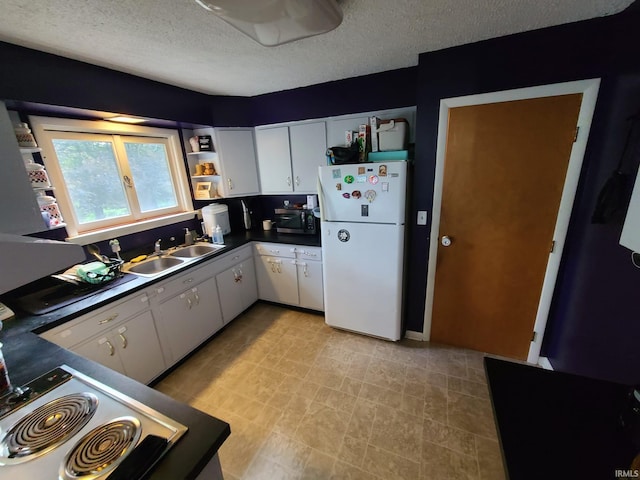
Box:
[417,211,427,225]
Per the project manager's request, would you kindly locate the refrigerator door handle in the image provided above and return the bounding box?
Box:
[317,174,326,222]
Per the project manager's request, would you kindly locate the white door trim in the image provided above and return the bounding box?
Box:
[421,79,601,364]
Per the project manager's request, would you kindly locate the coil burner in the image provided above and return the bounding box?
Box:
[0,393,98,463]
[62,416,141,479]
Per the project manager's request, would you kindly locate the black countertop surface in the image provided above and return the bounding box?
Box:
[0,230,321,479]
[484,356,637,480]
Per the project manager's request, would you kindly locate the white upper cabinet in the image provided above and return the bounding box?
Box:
[255,126,292,193]
[215,128,260,197]
[290,122,327,193]
[256,121,326,194]
[189,127,260,198]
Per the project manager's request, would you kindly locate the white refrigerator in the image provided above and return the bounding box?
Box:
[318,161,407,340]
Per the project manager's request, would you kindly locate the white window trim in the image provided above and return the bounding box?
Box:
[29,116,195,245]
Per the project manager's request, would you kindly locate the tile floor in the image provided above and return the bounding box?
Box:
[154,303,505,480]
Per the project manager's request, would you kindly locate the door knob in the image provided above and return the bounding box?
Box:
[441,235,452,247]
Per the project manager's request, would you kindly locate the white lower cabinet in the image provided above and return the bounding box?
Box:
[40,291,167,385]
[295,258,324,311]
[255,255,299,305]
[154,275,223,366]
[73,311,165,384]
[40,242,316,384]
[254,243,324,311]
[216,257,258,324]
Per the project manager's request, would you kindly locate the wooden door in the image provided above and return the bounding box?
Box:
[430,94,582,360]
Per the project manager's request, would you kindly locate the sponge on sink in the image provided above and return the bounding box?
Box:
[130,255,148,263]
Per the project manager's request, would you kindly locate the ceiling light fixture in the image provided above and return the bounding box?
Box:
[195,0,343,47]
[105,115,147,124]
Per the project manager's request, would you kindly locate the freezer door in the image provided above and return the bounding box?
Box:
[318,162,407,224]
[321,221,404,340]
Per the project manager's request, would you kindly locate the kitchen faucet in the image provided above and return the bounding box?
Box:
[151,238,164,257]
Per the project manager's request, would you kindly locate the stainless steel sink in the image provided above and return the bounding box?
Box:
[169,243,224,258]
[124,256,185,276]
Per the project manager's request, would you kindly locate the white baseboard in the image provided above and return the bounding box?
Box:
[405,330,424,341]
[538,357,554,370]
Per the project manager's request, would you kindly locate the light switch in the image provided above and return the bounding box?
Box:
[417,211,427,225]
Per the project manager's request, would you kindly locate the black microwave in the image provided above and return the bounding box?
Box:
[274,208,317,235]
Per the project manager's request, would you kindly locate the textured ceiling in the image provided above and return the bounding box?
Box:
[0,0,634,96]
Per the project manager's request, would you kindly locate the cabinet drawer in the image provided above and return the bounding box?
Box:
[40,291,150,349]
[149,262,213,303]
[294,246,322,261]
[212,244,253,273]
[254,242,297,258]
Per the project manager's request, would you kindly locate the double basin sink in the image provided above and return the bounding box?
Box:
[123,243,225,277]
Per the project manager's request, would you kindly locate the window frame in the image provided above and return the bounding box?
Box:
[30,116,194,245]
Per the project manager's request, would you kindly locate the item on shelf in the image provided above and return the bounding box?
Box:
[194,164,205,176]
[194,181,213,199]
[198,135,213,151]
[14,123,37,148]
[27,167,51,188]
[203,162,216,175]
[36,194,64,227]
[189,136,200,152]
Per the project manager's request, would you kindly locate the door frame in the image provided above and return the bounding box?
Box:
[421,79,601,364]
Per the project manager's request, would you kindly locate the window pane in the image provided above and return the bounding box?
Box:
[52,139,130,223]
[125,142,178,212]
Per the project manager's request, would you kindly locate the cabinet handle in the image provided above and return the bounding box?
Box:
[287,176,291,186]
[276,263,281,274]
[106,340,115,356]
[98,314,119,325]
[271,262,276,273]
[270,249,280,254]
[295,176,300,186]
[194,292,200,305]
[227,178,233,190]
[119,333,128,349]
[187,297,192,309]
[183,277,194,284]
[232,255,240,261]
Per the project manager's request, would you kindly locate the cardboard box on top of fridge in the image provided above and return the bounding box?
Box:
[369,116,380,152]
[377,118,408,151]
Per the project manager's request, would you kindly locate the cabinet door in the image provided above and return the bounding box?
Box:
[114,311,166,384]
[255,256,299,305]
[290,122,326,193]
[296,260,324,311]
[73,335,125,375]
[156,277,223,365]
[255,126,293,193]
[238,258,258,310]
[216,259,257,324]
[192,276,225,339]
[216,129,260,197]
[216,265,245,324]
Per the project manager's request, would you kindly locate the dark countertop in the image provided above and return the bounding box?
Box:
[484,356,637,479]
[0,230,321,479]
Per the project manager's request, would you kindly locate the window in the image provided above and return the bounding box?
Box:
[30,117,194,243]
